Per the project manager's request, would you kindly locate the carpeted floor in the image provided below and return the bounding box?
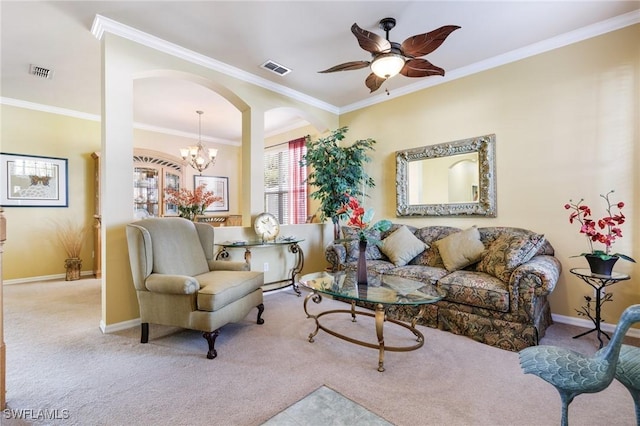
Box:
[3,278,638,425]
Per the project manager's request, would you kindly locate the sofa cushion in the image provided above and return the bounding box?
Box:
[438,270,510,312]
[410,226,462,268]
[433,226,485,272]
[385,264,449,286]
[476,232,546,282]
[342,226,383,262]
[380,225,428,266]
[196,270,263,312]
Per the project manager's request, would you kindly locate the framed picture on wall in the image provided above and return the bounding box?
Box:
[194,175,229,212]
[0,153,68,207]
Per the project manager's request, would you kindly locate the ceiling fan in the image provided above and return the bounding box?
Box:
[319,18,460,93]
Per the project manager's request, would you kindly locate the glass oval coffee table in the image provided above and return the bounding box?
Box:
[299,271,445,372]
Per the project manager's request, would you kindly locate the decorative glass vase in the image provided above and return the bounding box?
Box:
[357,239,368,286]
[585,254,618,276]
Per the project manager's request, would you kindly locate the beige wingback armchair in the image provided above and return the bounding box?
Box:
[126,217,264,359]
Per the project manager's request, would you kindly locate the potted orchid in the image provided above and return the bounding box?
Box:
[564,190,635,275]
[165,183,222,221]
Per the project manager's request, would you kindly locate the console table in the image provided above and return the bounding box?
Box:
[216,238,304,296]
[571,268,630,348]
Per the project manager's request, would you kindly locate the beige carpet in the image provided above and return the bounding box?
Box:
[3,278,638,425]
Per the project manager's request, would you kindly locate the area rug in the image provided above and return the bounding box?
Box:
[261,385,392,425]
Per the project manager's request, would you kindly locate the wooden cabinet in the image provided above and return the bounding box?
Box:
[92,150,185,278]
[133,150,184,219]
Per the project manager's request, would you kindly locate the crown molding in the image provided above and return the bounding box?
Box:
[340,9,640,114]
[0,97,239,146]
[0,97,101,121]
[133,122,240,147]
[91,14,340,116]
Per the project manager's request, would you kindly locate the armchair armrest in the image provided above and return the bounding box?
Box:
[209,260,249,271]
[325,242,348,272]
[145,273,200,294]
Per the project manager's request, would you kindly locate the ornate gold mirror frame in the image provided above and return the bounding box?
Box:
[396,134,497,217]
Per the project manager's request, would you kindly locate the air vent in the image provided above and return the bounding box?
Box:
[261,60,291,76]
[29,64,54,80]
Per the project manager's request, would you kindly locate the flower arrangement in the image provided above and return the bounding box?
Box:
[165,183,222,221]
[564,190,635,263]
[336,194,391,243]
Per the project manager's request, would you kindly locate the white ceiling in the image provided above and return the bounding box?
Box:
[1,1,639,145]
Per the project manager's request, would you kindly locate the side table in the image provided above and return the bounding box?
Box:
[570,268,630,348]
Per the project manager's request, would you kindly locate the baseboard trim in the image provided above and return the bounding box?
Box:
[552,313,640,339]
[100,318,141,334]
[3,271,95,285]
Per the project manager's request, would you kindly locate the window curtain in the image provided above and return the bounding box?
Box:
[288,137,307,224]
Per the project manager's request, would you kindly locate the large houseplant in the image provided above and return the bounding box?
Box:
[302,126,376,240]
[564,190,635,275]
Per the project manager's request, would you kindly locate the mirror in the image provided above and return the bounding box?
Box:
[396,134,496,217]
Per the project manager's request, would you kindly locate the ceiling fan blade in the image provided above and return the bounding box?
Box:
[318,61,371,73]
[400,25,461,58]
[400,58,445,78]
[351,23,391,54]
[365,73,386,93]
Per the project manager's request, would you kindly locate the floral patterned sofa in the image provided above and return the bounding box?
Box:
[325,224,561,351]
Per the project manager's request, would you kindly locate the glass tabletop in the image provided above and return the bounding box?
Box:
[570,268,630,281]
[299,271,445,306]
[218,237,304,247]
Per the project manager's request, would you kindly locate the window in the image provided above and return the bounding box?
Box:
[264,137,307,225]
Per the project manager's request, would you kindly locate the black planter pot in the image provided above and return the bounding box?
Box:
[585,254,618,276]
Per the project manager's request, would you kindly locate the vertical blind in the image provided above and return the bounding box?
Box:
[264,137,307,225]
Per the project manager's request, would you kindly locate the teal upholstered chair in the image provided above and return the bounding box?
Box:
[126,217,264,359]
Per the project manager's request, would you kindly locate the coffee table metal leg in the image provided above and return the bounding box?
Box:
[375,303,386,372]
[304,291,322,342]
[410,305,427,343]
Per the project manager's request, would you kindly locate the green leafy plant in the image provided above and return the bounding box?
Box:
[564,190,635,263]
[301,126,376,239]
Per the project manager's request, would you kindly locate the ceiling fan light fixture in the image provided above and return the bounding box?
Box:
[371,53,405,79]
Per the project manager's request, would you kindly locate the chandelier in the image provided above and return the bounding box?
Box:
[180,110,218,174]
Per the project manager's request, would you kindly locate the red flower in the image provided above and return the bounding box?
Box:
[336,193,391,241]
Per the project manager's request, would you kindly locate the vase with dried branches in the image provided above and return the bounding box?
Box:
[54,219,88,281]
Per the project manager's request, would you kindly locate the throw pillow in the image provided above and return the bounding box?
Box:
[380,225,428,266]
[433,226,485,272]
[476,232,546,282]
[341,226,382,262]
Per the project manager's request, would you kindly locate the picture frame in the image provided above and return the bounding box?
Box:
[194,175,229,212]
[0,153,68,207]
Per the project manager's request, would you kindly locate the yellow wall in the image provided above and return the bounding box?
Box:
[339,24,640,321]
[0,107,100,280]
[1,24,638,328]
